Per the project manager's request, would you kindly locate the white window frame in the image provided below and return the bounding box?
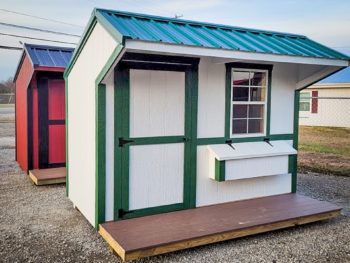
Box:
[299,91,311,112]
[230,68,268,138]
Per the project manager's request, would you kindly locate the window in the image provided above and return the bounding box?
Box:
[231,69,268,137]
[300,92,311,112]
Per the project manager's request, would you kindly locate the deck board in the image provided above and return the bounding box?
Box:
[29,167,66,185]
[99,194,341,261]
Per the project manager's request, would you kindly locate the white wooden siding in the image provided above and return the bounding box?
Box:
[105,72,114,221]
[196,145,292,207]
[224,156,288,180]
[270,63,297,134]
[197,57,225,138]
[129,70,185,138]
[129,143,184,210]
[67,22,118,226]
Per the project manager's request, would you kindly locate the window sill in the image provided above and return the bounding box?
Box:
[230,132,265,139]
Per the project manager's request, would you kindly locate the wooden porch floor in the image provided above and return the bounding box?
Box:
[29,167,66,186]
[99,194,341,261]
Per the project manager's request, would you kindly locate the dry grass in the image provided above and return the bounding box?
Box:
[298,126,350,176]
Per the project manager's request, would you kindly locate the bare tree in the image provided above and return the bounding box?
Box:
[0,78,15,94]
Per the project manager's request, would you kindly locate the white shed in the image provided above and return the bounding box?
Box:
[64,8,348,260]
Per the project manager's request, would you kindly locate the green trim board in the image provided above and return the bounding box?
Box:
[95,83,106,228]
[113,64,125,221]
[291,90,300,193]
[64,76,69,197]
[113,53,199,220]
[94,44,125,228]
[189,67,199,208]
[215,159,225,182]
[196,134,294,145]
[119,203,184,220]
[95,46,125,85]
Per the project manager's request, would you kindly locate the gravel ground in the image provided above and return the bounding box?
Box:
[0,112,349,262]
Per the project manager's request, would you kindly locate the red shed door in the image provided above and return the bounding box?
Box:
[38,76,66,168]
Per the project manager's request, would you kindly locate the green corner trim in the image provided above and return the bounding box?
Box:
[94,45,124,228]
[113,65,124,221]
[189,67,199,208]
[266,69,272,137]
[95,83,106,229]
[95,45,124,85]
[215,159,225,182]
[291,90,300,193]
[64,76,69,197]
[121,203,184,220]
[224,65,231,138]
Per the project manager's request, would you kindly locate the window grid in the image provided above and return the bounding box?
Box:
[231,68,268,137]
[299,92,311,112]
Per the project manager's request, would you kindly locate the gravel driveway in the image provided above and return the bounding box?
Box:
[0,117,349,262]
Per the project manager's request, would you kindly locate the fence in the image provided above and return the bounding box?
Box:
[299,95,350,128]
[0,93,15,105]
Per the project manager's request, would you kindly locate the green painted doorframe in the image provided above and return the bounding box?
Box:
[113,53,200,221]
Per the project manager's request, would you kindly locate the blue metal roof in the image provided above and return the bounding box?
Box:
[24,43,74,68]
[95,9,350,60]
[319,67,350,83]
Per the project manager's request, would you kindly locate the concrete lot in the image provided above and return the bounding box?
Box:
[0,106,349,263]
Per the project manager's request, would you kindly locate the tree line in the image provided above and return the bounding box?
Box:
[0,78,15,94]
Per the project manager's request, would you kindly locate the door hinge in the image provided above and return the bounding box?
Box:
[118,137,134,147]
[118,208,133,218]
[264,137,273,147]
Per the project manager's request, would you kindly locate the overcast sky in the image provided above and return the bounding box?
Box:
[0,0,349,81]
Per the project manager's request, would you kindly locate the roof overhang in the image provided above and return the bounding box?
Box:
[125,39,350,67]
[307,82,350,89]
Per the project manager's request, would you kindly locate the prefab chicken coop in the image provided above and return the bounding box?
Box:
[64,8,348,260]
[14,43,74,185]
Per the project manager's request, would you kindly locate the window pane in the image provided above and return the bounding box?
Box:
[251,72,266,86]
[232,119,247,134]
[300,92,310,99]
[232,71,249,86]
[232,87,249,101]
[232,104,248,118]
[249,105,264,118]
[300,102,310,111]
[250,87,265,101]
[248,119,263,133]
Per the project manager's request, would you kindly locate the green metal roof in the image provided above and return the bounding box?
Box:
[95,8,349,60]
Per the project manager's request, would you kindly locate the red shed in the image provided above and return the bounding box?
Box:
[14,43,74,184]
